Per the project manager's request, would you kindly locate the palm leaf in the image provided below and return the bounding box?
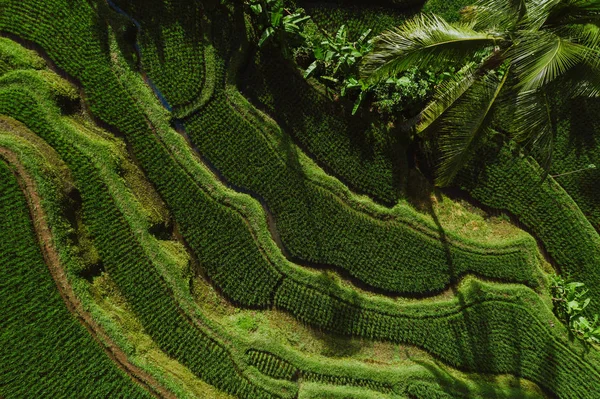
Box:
[554,62,600,97]
[511,89,555,174]
[523,0,562,29]
[469,0,528,30]
[435,70,509,186]
[417,63,478,134]
[510,31,588,91]
[553,24,600,95]
[361,14,496,82]
[558,23,600,49]
[543,0,600,26]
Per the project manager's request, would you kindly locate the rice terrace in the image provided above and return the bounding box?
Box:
[3,0,600,397]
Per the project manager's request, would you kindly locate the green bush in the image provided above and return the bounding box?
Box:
[551,275,600,345]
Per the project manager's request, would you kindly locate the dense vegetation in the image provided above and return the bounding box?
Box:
[1,0,600,398]
[0,132,151,398]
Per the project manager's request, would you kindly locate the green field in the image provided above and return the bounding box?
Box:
[1,0,599,398]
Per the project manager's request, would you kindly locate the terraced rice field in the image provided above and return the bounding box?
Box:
[1,0,600,398]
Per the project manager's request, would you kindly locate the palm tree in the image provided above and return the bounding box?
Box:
[361,0,600,186]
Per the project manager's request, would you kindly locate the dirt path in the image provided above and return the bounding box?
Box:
[0,29,262,388]
[0,148,176,399]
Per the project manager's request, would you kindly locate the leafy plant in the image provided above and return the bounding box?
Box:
[303,25,373,114]
[247,0,310,58]
[302,25,456,117]
[370,67,455,122]
[362,0,600,186]
[305,25,373,80]
[550,275,600,345]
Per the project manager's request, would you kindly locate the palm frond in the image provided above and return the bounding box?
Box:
[558,23,600,48]
[524,0,562,29]
[361,14,496,82]
[416,63,478,134]
[555,62,600,97]
[543,0,600,26]
[511,89,555,174]
[510,31,588,90]
[553,24,600,92]
[469,0,527,30]
[435,70,509,186]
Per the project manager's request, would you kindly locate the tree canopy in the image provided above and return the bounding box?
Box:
[362,0,600,186]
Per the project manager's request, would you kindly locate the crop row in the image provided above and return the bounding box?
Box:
[0,39,283,396]
[1,3,597,398]
[457,142,600,314]
[113,10,600,393]
[296,0,600,308]
[248,0,600,308]
[0,0,282,303]
[0,71,281,398]
[90,37,552,398]
[297,0,600,310]
[245,334,553,399]
[405,382,456,399]
[247,347,394,394]
[247,350,299,381]
[0,155,151,398]
[182,9,543,295]
[547,100,600,231]
[109,35,513,399]
[274,276,600,398]
[292,0,408,40]
[242,46,402,204]
[110,0,206,112]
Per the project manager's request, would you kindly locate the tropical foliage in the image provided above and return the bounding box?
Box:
[300,24,452,118]
[362,0,600,185]
[304,25,373,113]
[247,0,311,58]
[551,275,600,344]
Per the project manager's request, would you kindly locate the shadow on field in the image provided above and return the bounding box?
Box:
[239,45,408,206]
[95,3,568,397]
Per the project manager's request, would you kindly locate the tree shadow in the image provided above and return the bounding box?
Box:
[239,45,407,205]
[105,0,205,108]
[564,98,600,157]
[414,183,527,397]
